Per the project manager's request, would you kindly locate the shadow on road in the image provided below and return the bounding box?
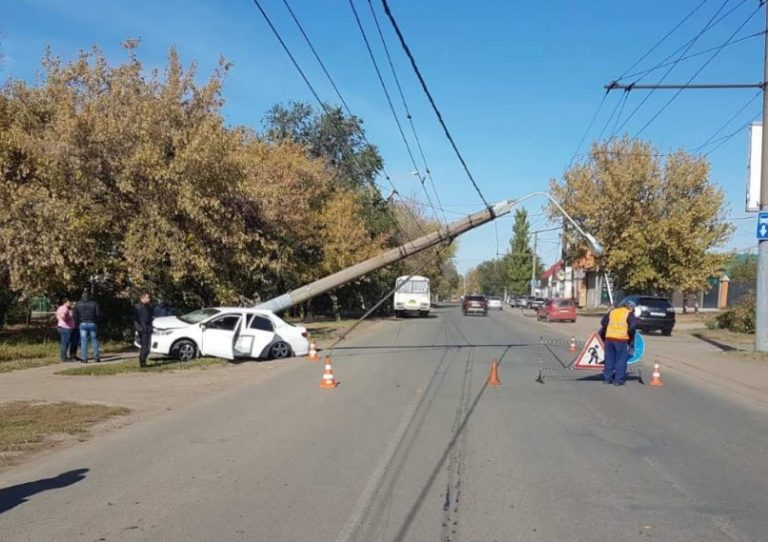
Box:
[0,468,89,514]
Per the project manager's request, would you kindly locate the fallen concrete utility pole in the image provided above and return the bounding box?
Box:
[257,199,516,313]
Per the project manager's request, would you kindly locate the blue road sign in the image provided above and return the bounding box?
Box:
[758,212,768,240]
[627,332,645,365]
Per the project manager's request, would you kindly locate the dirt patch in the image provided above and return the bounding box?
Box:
[0,401,129,467]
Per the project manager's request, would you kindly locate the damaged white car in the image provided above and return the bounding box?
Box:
[148,307,310,362]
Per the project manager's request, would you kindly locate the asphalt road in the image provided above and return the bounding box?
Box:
[2,306,768,542]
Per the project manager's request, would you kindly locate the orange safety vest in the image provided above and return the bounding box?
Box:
[605,307,631,341]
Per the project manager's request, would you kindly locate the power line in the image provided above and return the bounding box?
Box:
[347,0,444,226]
[691,89,762,151]
[252,0,422,242]
[569,94,608,166]
[621,30,765,82]
[616,0,713,81]
[380,0,492,211]
[704,113,761,156]
[632,2,763,138]
[612,0,734,136]
[365,0,448,225]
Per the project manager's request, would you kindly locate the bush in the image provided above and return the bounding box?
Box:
[716,291,755,334]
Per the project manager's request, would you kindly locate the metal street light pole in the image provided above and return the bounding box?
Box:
[757,3,768,352]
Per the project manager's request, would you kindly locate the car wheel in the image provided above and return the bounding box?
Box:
[171,339,197,362]
[661,328,672,336]
[269,341,291,359]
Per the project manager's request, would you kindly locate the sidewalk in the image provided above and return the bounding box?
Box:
[504,307,768,409]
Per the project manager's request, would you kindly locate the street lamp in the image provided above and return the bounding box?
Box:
[503,192,613,305]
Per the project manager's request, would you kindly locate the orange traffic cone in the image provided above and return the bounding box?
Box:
[319,356,339,389]
[487,359,501,386]
[307,337,319,362]
[650,361,664,387]
[568,336,577,353]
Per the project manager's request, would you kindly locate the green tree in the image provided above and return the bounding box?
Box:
[506,209,534,295]
[549,137,732,294]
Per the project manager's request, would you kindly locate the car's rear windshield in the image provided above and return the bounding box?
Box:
[466,296,485,301]
[638,297,671,309]
[555,299,574,307]
[178,308,221,324]
[489,297,501,301]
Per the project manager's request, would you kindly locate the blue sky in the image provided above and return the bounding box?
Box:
[2,0,765,274]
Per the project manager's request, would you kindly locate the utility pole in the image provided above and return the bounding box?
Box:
[530,231,538,297]
[757,2,768,352]
[604,2,767,351]
[258,199,517,312]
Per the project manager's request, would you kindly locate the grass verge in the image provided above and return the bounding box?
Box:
[0,326,132,373]
[56,357,227,376]
[691,328,755,349]
[0,401,129,466]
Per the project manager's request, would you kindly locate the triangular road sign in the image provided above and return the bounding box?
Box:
[572,332,605,370]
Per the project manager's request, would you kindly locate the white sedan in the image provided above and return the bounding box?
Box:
[148,307,310,362]
[487,297,503,310]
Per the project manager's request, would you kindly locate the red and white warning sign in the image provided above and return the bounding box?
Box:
[572,332,605,370]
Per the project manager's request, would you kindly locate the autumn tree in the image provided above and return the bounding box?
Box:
[549,137,732,294]
[392,201,460,300]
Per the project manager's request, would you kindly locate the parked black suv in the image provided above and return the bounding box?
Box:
[618,295,676,336]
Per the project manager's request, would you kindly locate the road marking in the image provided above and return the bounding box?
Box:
[334,384,427,542]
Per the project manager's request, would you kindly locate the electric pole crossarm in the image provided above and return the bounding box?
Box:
[605,82,764,91]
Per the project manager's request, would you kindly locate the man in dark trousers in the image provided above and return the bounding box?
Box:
[599,299,638,386]
[74,291,101,363]
[134,291,154,368]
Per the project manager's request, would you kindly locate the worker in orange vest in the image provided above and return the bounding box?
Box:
[599,299,638,386]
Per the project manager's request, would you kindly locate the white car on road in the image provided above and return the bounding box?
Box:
[487,297,503,310]
[149,307,310,362]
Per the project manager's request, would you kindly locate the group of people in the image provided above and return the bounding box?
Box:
[55,291,169,367]
[55,292,101,363]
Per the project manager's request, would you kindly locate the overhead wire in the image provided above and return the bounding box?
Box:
[620,30,765,82]
[632,1,763,139]
[691,89,762,152]
[703,113,761,156]
[365,0,449,225]
[380,0,493,211]
[615,0,713,81]
[253,0,428,243]
[612,0,734,137]
[347,0,444,227]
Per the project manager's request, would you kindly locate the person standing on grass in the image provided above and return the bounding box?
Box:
[74,291,101,363]
[134,291,154,368]
[54,298,75,362]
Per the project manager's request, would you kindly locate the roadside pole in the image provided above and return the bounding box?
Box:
[757,3,768,352]
[530,231,538,296]
[604,2,767,350]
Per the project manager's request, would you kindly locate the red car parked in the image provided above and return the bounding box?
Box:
[537,298,577,323]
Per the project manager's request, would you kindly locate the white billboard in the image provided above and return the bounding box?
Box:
[747,122,762,212]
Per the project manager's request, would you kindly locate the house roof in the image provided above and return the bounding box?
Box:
[540,261,563,280]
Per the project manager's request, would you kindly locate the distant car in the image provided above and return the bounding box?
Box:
[462,295,488,316]
[147,307,310,361]
[537,298,577,322]
[487,296,503,310]
[527,297,546,309]
[618,295,676,336]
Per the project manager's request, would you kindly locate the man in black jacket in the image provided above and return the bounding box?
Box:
[134,291,154,368]
[74,291,101,363]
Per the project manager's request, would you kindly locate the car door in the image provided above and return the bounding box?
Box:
[200,313,242,360]
[245,314,278,359]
